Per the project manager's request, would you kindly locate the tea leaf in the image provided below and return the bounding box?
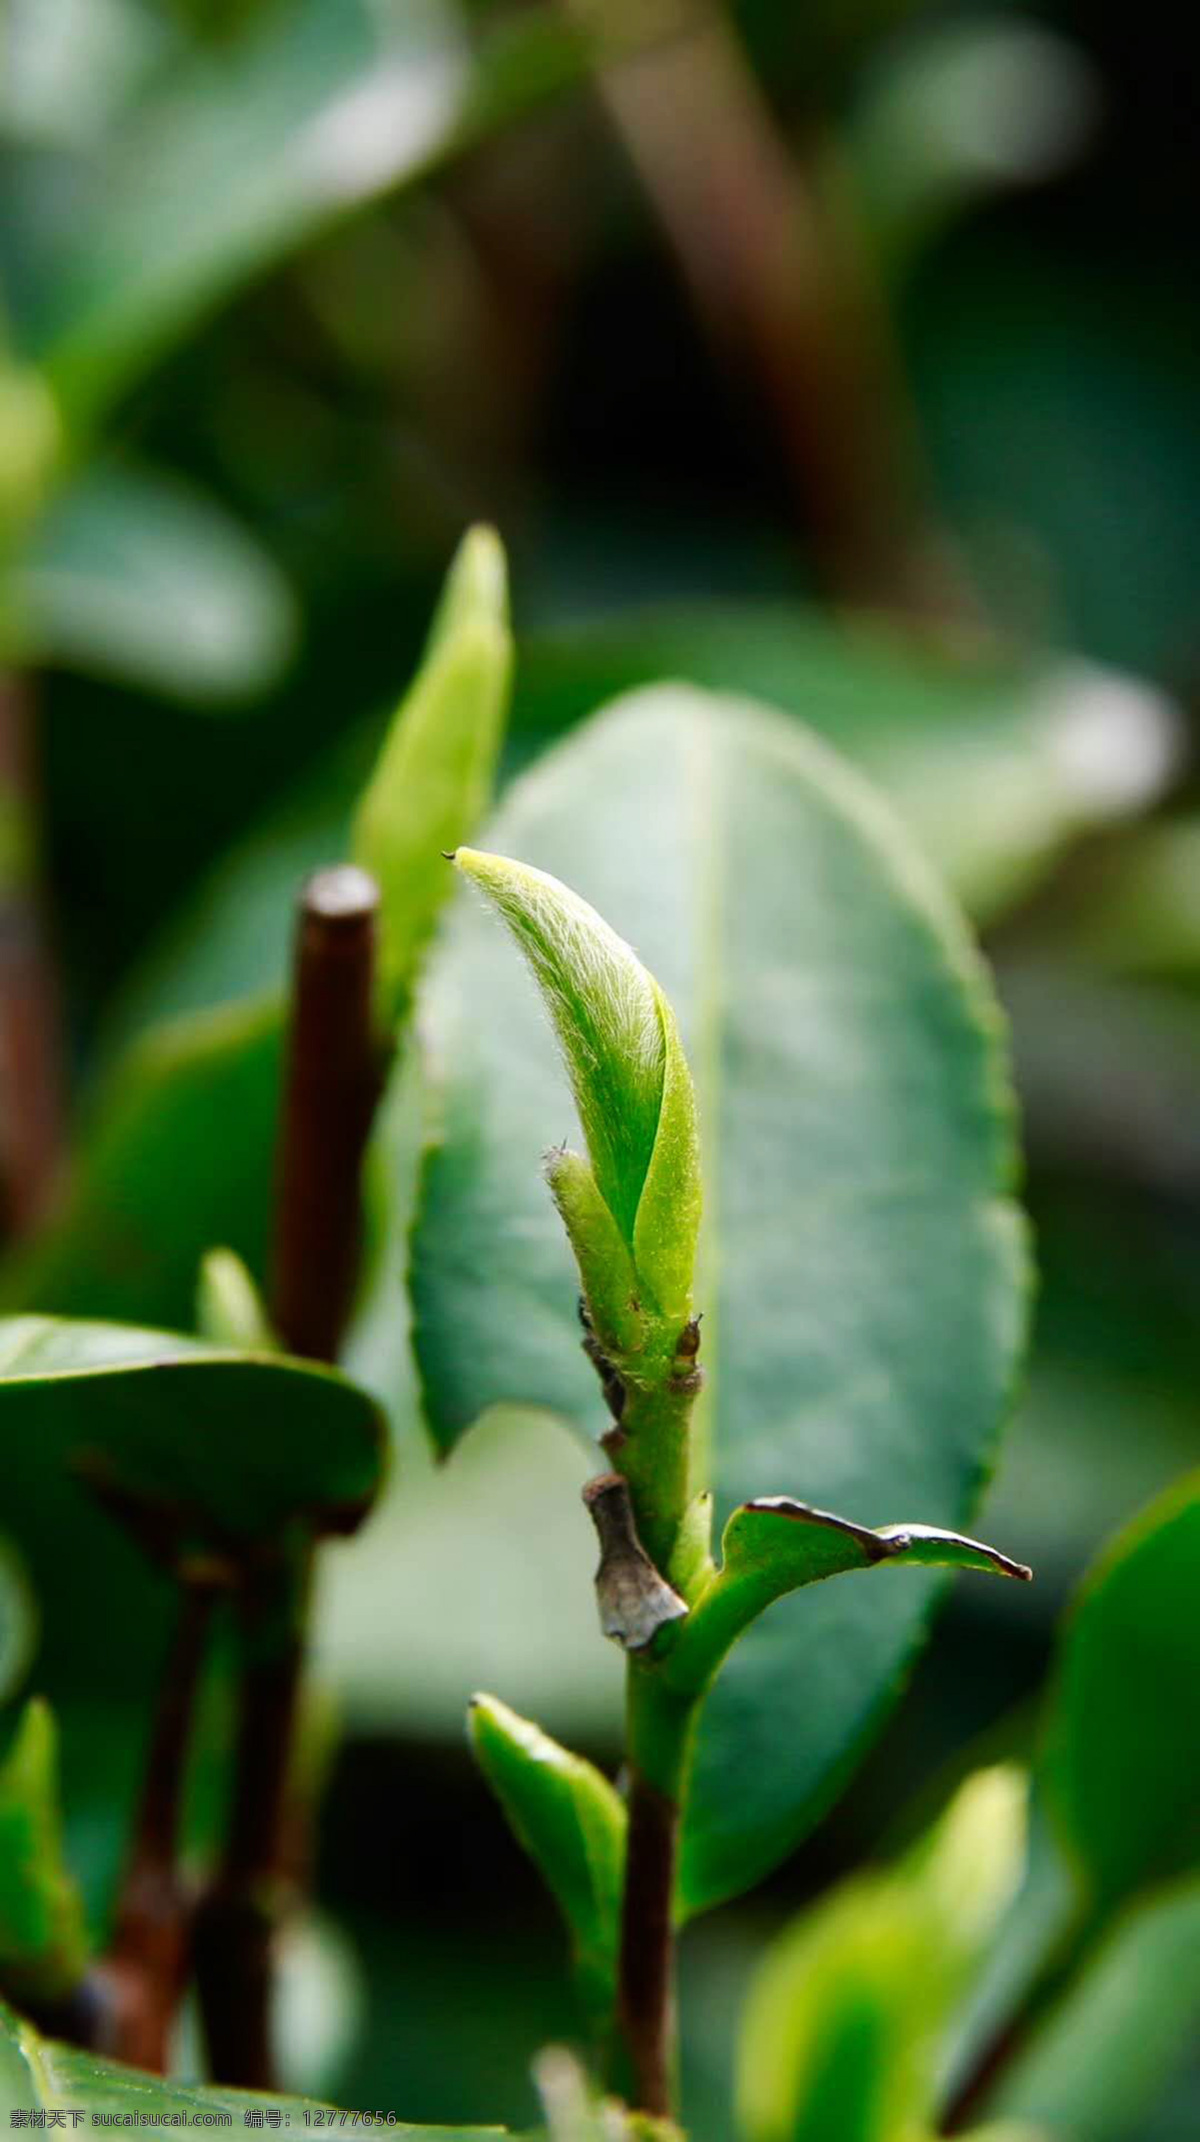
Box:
[0,1993,505,2127]
[737,1768,1026,2142]
[663,1500,1030,1696]
[354,528,513,1023]
[411,687,1027,1909]
[1043,1470,1200,1913]
[469,1694,625,2029]
[0,1315,385,1546]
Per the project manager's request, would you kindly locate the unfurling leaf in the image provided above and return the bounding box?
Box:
[664,1497,1029,1696]
[450,848,703,1575]
[196,1246,278,1352]
[354,528,513,1026]
[468,1693,625,2031]
[450,848,701,1338]
[0,1701,89,2004]
[737,1767,1027,2142]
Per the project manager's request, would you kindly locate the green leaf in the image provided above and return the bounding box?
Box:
[1,996,282,1332]
[991,1876,1200,2142]
[410,686,1028,1909]
[1042,1471,1200,1915]
[736,1767,1026,2142]
[3,525,510,1336]
[662,1500,1030,1697]
[0,1700,89,2004]
[515,613,1181,923]
[468,1694,625,2030]
[0,1314,385,1546]
[27,0,472,424]
[452,852,675,1258]
[449,845,703,1573]
[452,847,700,1323]
[353,527,514,1022]
[196,1246,278,1351]
[0,1993,506,2128]
[941,1791,1078,2120]
[12,459,297,702]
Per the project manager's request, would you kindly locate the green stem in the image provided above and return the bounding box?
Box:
[605,1331,703,1584]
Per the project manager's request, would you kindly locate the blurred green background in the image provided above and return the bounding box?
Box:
[1,0,1198,2132]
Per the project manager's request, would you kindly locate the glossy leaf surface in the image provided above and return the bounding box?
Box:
[0,1315,385,1543]
[411,686,1027,1908]
[663,1499,1030,1696]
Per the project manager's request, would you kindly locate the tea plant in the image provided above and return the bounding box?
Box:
[0,531,1196,2140]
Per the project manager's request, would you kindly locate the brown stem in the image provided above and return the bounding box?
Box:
[99,1580,218,2071]
[0,672,65,1236]
[270,863,384,1361]
[196,865,382,2089]
[617,1770,679,2118]
[194,1557,308,2090]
